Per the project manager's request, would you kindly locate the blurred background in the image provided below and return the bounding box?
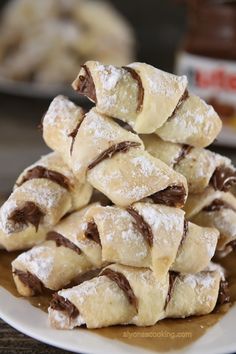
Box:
[0,0,235,195]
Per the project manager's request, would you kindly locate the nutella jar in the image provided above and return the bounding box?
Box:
[176,0,236,145]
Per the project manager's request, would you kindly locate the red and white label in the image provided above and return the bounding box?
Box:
[175,52,236,108]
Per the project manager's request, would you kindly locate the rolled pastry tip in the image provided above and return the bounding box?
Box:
[85,202,218,277]
[48,263,228,329]
[0,224,47,252]
[184,187,236,253]
[12,204,103,297]
[0,152,92,235]
[43,100,188,206]
[87,148,188,207]
[72,61,221,146]
[42,95,86,166]
[43,98,144,182]
[142,135,236,194]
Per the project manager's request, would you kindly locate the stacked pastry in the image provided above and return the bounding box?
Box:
[0,61,233,330]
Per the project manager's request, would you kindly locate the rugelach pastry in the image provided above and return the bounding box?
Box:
[184,187,236,253]
[48,263,227,329]
[72,61,222,147]
[85,203,218,277]
[11,202,218,297]
[43,97,188,207]
[12,204,103,296]
[142,135,236,194]
[0,152,92,235]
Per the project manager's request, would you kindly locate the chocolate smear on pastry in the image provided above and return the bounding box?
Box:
[88,141,141,170]
[18,166,70,190]
[127,206,153,247]
[217,280,230,306]
[47,231,81,255]
[101,268,138,310]
[168,90,189,120]
[179,220,189,248]
[173,145,193,168]
[210,165,236,192]
[68,114,86,155]
[84,221,101,245]
[123,66,144,112]
[203,199,236,213]
[149,185,186,208]
[73,64,97,102]
[50,293,79,318]
[13,269,44,295]
[9,202,44,231]
[164,271,179,310]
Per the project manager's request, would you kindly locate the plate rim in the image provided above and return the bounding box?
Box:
[0,287,236,354]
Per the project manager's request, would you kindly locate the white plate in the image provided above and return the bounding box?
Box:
[0,287,236,354]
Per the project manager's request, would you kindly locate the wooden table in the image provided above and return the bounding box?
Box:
[0,319,72,354]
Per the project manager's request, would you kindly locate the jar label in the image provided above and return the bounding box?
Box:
[175,52,236,125]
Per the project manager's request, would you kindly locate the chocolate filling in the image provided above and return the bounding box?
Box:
[149,185,186,208]
[9,201,44,231]
[113,118,136,134]
[179,220,189,248]
[217,280,230,306]
[168,89,189,120]
[84,221,101,245]
[173,145,193,168]
[18,166,70,190]
[50,293,79,319]
[123,66,144,112]
[13,269,44,295]
[88,141,141,170]
[225,239,236,251]
[210,165,236,192]
[164,271,179,310]
[127,207,153,247]
[101,268,138,310]
[68,115,85,155]
[74,64,97,102]
[203,199,236,213]
[47,231,81,255]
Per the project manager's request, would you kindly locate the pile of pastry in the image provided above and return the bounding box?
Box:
[0,0,134,85]
[1,61,235,330]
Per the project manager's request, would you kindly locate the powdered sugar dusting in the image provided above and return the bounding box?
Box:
[95,64,123,91]
[0,199,18,234]
[15,245,54,283]
[43,95,82,140]
[95,206,149,260]
[48,308,85,329]
[137,204,184,234]
[131,156,162,177]
[18,180,68,210]
[157,94,221,143]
